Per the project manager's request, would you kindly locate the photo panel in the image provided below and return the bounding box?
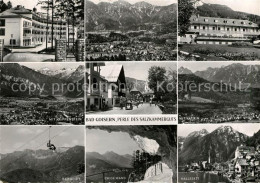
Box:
[0,0,84,62]
[86,125,177,183]
[0,126,85,183]
[85,62,177,116]
[0,62,85,125]
[178,61,260,124]
[178,0,260,61]
[84,0,178,61]
[178,124,260,183]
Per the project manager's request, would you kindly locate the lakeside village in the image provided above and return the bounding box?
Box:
[0,97,84,125]
[85,30,176,61]
[181,145,260,183]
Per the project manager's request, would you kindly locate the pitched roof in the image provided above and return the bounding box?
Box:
[236,159,249,166]
[100,65,124,82]
[190,15,259,28]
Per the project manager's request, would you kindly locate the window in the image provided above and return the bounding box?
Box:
[93,78,98,89]
[227,28,230,31]
[233,21,235,24]
[213,27,216,30]
[0,28,5,36]
[10,39,16,45]
[203,26,206,30]
[204,19,208,22]
[0,19,5,26]
[214,19,218,23]
[243,29,245,32]
[218,27,221,30]
[235,28,237,31]
[223,20,227,23]
[241,21,244,25]
[194,26,197,29]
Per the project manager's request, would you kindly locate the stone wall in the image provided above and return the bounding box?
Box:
[55,39,67,61]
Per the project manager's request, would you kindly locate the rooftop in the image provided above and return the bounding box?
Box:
[190,15,259,28]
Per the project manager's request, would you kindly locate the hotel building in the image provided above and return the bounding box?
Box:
[0,5,75,47]
[179,15,260,45]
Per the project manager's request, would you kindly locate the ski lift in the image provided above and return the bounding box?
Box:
[47,127,56,151]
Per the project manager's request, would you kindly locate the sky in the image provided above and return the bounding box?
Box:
[200,0,260,16]
[178,124,260,137]
[0,126,84,154]
[7,0,176,10]
[178,61,260,73]
[86,128,141,155]
[106,62,177,81]
[20,63,84,71]
[88,0,177,6]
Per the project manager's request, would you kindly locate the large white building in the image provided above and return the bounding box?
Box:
[179,15,260,45]
[0,5,76,47]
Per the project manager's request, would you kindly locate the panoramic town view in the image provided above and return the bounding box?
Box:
[86,125,177,183]
[84,0,177,61]
[0,126,85,183]
[178,124,260,183]
[0,0,84,62]
[178,62,260,123]
[0,63,85,125]
[178,0,260,61]
[86,62,177,115]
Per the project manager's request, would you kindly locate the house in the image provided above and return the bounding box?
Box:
[0,5,75,47]
[86,63,127,110]
[86,62,107,111]
[100,64,126,107]
[179,15,260,45]
[235,145,255,159]
[235,159,249,177]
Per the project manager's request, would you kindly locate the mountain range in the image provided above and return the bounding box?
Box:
[179,126,250,165]
[197,4,260,25]
[86,151,133,175]
[179,63,260,86]
[0,146,85,183]
[0,63,84,98]
[85,0,177,31]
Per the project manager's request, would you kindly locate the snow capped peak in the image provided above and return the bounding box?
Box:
[187,129,209,138]
[133,135,159,155]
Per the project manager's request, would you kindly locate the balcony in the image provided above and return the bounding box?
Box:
[23,34,33,38]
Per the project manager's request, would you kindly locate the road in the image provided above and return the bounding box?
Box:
[96,103,163,114]
[3,42,55,62]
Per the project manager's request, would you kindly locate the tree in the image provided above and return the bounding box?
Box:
[7,1,12,9]
[148,66,167,96]
[178,0,200,36]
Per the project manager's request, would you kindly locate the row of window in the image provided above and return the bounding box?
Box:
[193,26,256,32]
[196,18,253,25]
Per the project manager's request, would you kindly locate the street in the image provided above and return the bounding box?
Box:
[94,103,163,114]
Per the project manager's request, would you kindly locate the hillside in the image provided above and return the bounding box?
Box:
[126,77,146,93]
[179,126,248,165]
[0,146,85,183]
[0,63,84,98]
[85,0,177,31]
[197,4,260,25]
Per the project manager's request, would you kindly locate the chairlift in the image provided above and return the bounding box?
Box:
[47,126,56,151]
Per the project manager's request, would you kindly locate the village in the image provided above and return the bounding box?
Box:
[180,144,260,183]
[86,62,177,115]
[0,97,84,125]
[85,31,176,61]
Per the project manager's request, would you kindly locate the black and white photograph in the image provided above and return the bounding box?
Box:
[86,125,177,183]
[86,62,177,115]
[178,62,260,124]
[84,0,177,61]
[0,63,85,125]
[178,124,260,183]
[0,126,85,183]
[0,0,84,62]
[178,0,260,61]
